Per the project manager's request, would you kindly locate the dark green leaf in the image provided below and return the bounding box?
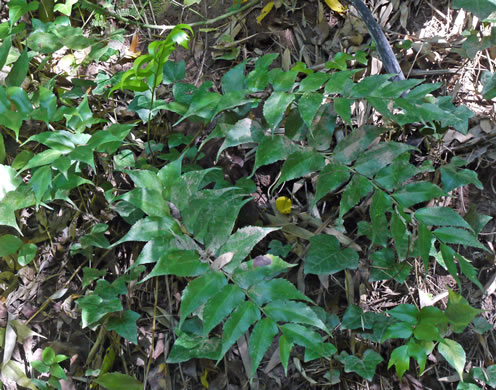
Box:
[354,142,414,178]
[335,349,383,381]
[407,338,434,374]
[247,278,312,306]
[452,0,496,20]
[445,290,482,333]
[307,103,337,151]
[388,345,409,380]
[233,255,295,289]
[141,250,208,282]
[263,91,295,130]
[217,118,264,160]
[277,150,325,185]
[438,338,466,380]
[253,134,299,173]
[279,335,293,375]
[369,190,392,247]
[264,300,327,331]
[415,207,473,231]
[221,301,261,357]
[77,294,123,327]
[180,271,227,327]
[222,61,247,93]
[390,211,409,259]
[370,248,411,283]
[298,92,323,127]
[382,322,414,340]
[218,226,279,273]
[339,174,373,218]
[107,311,140,344]
[163,60,186,84]
[305,234,359,275]
[441,165,483,193]
[167,333,222,363]
[0,234,23,256]
[388,304,419,324]
[334,97,351,125]
[434,227,486,250]
[93,372,143,390]
[249,318,279,378]
[280,323,336,360]
[393,182,444,208]
[313,163,350,206]
[112,216,180,247]
[334,125,384,164]
[298,72,330,92]
[6,48,29,87]
[203,284,245,336]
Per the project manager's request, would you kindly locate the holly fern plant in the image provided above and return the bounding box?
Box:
[72,27,492,386]
[0,1,493,386]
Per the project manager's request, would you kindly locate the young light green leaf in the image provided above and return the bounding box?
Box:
[277,150,325,186]
[313,163,350,207]
[180,271,227,327]
[393,182,444,208]
[438,338,466,381]
[247,278,313,306]
[220,301,261,357]
[202,284,245,336]
[334,125,384,165]
[388,345,409,380]
[263,91,295,130]
[305,234,358,275]
[249,318,279,378]
[335,349,383,381]
[140,249,208,283]
[107,310,140,344]
[339,174,373,218]
[264,300,327,331]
